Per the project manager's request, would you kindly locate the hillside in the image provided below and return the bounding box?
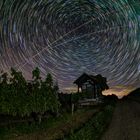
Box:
[101,88,140,140]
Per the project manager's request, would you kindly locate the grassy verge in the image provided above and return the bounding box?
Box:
[0,108,99,140]
[65,104,115,140]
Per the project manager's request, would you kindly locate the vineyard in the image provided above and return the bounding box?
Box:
[0,68,116,140]
[0,67,95,124]
[0,67,60,124]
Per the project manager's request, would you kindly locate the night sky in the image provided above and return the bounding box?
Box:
[0,0,140,93]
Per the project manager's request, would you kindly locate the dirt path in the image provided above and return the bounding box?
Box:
[101,99,140,140]
[10,109,98,140]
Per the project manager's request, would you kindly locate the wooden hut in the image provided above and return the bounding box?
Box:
[74,73,109,100]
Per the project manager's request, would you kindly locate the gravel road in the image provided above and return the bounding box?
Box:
[101,98,140,140]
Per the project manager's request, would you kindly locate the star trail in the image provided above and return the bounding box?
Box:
[0,0,140,92]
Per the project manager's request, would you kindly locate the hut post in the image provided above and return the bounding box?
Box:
[93,84,96,98]
[78,85,80,93]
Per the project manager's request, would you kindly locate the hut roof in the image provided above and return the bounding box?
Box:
[74,73,109,90]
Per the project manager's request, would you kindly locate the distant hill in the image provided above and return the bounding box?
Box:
[127,88,140,97]
[123,88,140,102]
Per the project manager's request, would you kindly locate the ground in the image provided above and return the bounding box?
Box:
[101,97,140,140]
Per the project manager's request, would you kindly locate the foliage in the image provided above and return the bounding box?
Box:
[59,91,94,105]
[0,67,60,123]
[58,91,97,112]
[66,105,114,140]
[0,108,95,140]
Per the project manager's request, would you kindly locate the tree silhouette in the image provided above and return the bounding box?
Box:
[0,67,60,124]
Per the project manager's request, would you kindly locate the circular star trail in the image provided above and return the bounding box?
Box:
[0,0,140,91]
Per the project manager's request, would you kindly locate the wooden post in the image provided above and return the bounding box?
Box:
[95,85,97,98]
[92,86,94,99]
[78,85,79,93]
[93,84,96,99]
[86,84,87,93]
[71,103,74,116]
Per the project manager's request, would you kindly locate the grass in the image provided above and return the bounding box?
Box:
[0,108,99,140]
[65,104,115,140]
[0,100,116,140]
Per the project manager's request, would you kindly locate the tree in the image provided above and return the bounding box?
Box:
[0,67,61,124]
[30,68,60,123]
[53,81,59,94]
[45,73,53,88]
[9,68,28,116]
[0,72,9,115]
